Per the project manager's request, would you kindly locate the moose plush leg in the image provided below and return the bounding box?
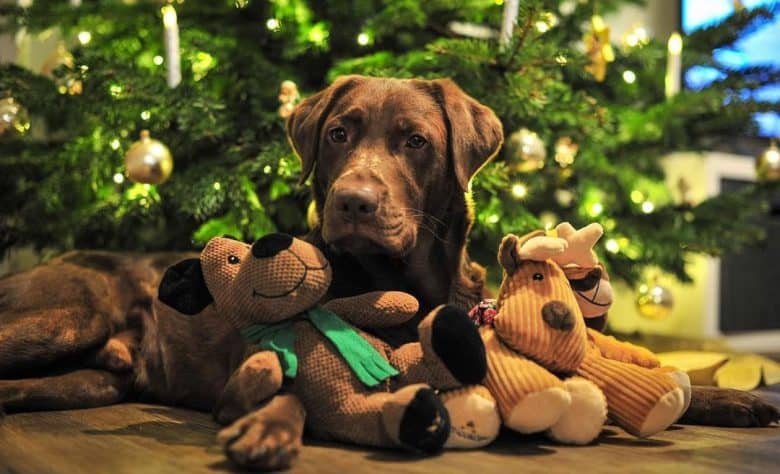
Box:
[390,305,486,389]
[547,377,607,445]
[577,347,684,437]
[213,351,284,424]
[0,369,130,412]
[0,306,111,377]
[218,393,305,471]
[481,328,571,433]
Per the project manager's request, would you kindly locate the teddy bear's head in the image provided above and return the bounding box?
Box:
[492,234,588,373]
[158,233,331,328]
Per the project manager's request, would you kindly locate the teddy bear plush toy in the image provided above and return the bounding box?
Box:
[157,233,487,467]
[477,223,689,444]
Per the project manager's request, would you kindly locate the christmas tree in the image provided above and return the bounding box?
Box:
[0,0,777,286]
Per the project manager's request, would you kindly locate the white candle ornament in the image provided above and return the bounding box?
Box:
[500,0,520,47]
[162,5,181,89]
[665,32,682,99]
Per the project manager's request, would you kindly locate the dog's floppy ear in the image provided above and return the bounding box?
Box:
[431,79,503,191]
[158,258,214,315]
[286,75,365,185]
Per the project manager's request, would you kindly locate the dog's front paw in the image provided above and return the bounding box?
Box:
[217,395,305,471]
[680,386,780,427]
[428,305,486,385]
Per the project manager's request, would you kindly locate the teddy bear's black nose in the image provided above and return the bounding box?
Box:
[251,233,293,259]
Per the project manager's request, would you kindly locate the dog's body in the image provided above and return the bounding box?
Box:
[0,76,777,469]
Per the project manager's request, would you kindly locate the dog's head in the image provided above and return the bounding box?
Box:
[287,75,503,257]
[492,235,588,373]
[158,234,331,327]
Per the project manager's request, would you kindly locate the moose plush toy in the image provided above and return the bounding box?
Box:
[157,233,486,467]
[477,223,688,444]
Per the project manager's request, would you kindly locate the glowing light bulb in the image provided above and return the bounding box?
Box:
[641,201,655,213]
[140,110,151,121]
[605,238,620,253]
[113,173,125,184]
[153,55,164,65]
[110,139,121,150]
[668,33,682,55]
[589,202,604,217]
[357,32,370,46]
[266,18,280,31]
[622,70,636,84]
[511,183,528,199]
[77,31,92,45]
[213,181,221,191]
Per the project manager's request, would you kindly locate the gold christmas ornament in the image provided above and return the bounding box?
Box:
[636,279,674,320]
[0,97,31,138]
[584,15,615,82]
[278,80,301,119]
[756,140,780,183]
[506,128,546,172]
[307,200,320,230]
[124,130,173,184]
[554,136,579,167]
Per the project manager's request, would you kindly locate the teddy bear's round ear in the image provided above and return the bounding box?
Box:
[158,258,214,315]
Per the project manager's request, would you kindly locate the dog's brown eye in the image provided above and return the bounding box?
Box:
[329,127,347,143]
[406,134,427,149]
[227,255,240,264]
[533,273,544,281]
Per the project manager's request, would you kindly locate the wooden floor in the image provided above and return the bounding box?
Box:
[1,388,779,474]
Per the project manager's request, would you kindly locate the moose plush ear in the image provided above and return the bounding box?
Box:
[158,258,213,315]
[431,79,504,191]
[498,234,523,275]
[286,75,365,185]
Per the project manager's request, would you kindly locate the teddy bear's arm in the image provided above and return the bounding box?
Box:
[586,328,660,369]
[321,291,419,329]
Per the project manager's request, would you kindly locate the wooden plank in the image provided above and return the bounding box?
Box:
[1,393,778,474]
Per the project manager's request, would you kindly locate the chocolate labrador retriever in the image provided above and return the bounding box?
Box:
[0,76,777,470]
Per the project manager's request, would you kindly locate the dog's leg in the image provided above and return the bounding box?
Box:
[213,351,284,425]
[680,386,779,427]
[82,330,138,373]
[0,369,130,412]
[217,393,305,471]
[0,306,111,377]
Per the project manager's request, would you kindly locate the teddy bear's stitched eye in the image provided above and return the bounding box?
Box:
[227,255,240,264]
[533,273,544,281]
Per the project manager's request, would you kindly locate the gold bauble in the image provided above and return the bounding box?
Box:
[584,15,614,82]
[756,141,780,183]
[278,80,301,119]
[0,97,31,138]
[636,280,674,320]
[506,128,546,172]
[124,130,173,184]
[554,136,579,167]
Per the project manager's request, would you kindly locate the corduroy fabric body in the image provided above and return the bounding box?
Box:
[586,328,660,369]
[493,260,586,373]
[577,342,680,436]
[481,327,564,420]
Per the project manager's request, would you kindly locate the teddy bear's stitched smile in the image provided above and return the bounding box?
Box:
[251,250,329,299]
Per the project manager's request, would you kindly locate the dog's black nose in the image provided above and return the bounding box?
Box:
[333,187,379,221]
[251,233,293,259]
[542,301,575,332]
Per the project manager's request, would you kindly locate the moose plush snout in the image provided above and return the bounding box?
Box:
[541,301,575,332]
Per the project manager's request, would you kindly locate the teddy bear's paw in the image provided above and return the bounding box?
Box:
[383,384,450,454]
[547,377,606,445]
[441,385,501,449]
[428,305,487,385]
[660,369,692,419]
[505,386,571,434]
[217,399,303,471]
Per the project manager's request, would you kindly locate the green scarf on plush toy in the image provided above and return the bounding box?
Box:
[241,305,398,387]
